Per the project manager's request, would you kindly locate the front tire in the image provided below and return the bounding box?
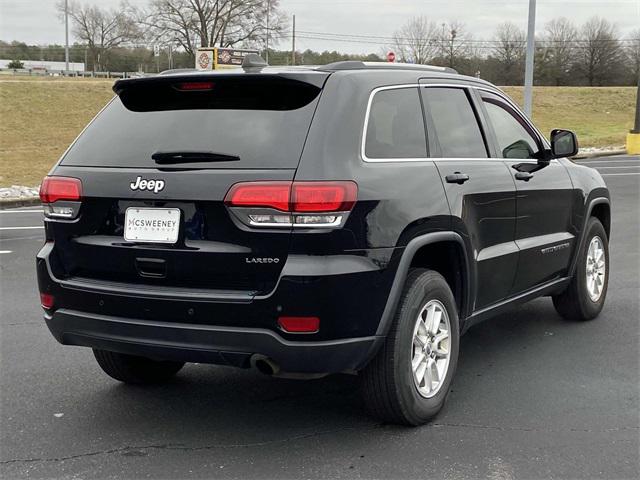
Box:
[93,349,184,384]
[553,217,609,321]
[361,269,460,426]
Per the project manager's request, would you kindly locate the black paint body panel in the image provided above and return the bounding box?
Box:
[37,67,610,374]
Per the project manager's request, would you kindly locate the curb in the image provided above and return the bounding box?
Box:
[572,149,627,160]
[0,197,41,210]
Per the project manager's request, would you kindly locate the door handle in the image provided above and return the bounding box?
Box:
[515,172,534,181]
[445,172,470,184]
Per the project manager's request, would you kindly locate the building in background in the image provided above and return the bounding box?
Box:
[0,59,85,72]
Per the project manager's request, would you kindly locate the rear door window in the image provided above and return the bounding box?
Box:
[364,87,427,159]
[421,87,488,158]
[61,76,323,169]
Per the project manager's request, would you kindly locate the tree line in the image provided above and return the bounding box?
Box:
[1,0,638,86]
[391,16,639,86]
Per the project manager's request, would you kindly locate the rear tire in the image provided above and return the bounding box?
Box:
[360,269,460,426]
[93,349,184,384]
[553,217,609,321]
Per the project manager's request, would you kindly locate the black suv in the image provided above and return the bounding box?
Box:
[37,60,610,425]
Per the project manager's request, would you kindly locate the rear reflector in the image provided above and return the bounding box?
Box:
[40,293,54,309]
[39,176,82,203]
[278,316,320,333]
[225,181,357,213]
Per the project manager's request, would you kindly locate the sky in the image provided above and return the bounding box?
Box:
[0,0,638,54]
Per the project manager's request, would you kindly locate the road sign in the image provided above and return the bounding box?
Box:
[196,50,213,70]
[387,51,396,63]
[153,44,160,57]
[195,47,260,70]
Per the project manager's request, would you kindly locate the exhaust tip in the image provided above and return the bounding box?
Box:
[250,355,280,376]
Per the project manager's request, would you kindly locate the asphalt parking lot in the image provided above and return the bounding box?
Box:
[1,155,638,479]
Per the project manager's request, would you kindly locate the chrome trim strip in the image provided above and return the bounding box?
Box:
[361,84,430,163]
[247,214,345,229]
[361,82,550,164]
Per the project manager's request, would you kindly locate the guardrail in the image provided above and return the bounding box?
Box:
[0,68,142,78]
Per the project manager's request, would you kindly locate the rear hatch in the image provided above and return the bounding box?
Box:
[46,71,328,296]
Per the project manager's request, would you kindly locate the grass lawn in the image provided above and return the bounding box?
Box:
[0,76,637,187]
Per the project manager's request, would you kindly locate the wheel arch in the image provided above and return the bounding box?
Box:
[569,197,611,277]
[590,201,611,239]
[375,232,471,338]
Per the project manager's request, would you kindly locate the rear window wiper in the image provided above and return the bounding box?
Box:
[152,151,240,164]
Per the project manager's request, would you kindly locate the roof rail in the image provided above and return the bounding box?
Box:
[319,61,458,74]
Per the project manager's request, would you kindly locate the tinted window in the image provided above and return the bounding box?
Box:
[61,78,321,169]
[364,88,427,159]
[482,93,540,159]
[421,87,487,158]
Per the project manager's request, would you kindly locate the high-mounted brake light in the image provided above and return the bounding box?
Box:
[224,181,357,228]
[39,176,82,203]
[175,81,214,91]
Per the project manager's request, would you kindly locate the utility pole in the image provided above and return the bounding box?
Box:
[449,29,457,69]
[265,0,270,63]
[291,14,296,66]
[633,74,640,134]
[64,0,69,72]
[523,0,536,117]
[626,73,640,154]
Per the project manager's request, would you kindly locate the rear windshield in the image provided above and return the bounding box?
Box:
[61,77,322,169]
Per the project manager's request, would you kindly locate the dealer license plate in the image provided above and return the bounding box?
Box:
[124,207,181,244]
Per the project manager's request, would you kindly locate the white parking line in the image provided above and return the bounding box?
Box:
[594,166,640,169]
[0,250,12,254]
[0,209,43,214]
[577,159,640,164]
[0,226,44,230]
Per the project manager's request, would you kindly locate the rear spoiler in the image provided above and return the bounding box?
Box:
[113,71,329,96]
[112,72,330,112]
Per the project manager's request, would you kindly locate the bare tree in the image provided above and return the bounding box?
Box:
[391,16,439,64]
[138,0,286,58]
[57,1,141,71]
[625,28,640,84]
[575,17,625,86]
[438,21,472,69]
[491,22,526,85]
[539,18,577,86]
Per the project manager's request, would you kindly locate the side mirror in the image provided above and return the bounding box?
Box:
[550,129,579,159]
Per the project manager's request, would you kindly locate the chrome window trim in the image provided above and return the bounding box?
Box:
[361,84,430,163]
[361,82,551,164]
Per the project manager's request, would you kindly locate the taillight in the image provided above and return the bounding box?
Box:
[224,181,357,228]
[291,182,357,212]
[39,176,83,219]
[40,176,82,203]
[226,181,291,211]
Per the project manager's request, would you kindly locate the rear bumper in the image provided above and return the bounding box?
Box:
[45,309,379,374]
[37,242,399,373]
